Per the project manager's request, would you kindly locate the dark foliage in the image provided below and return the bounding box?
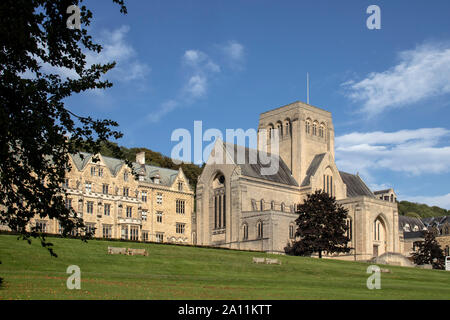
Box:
[398,201,449,218]
[285,190,351,258]
[0,0,128,256]
[412,231,445,269]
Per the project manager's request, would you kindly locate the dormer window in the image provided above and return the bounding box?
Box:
[90,167,96,176]
[178,182,183,191]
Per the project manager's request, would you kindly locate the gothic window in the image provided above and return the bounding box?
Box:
[305,120,311,134]
[312,122,318,136]
[281,203,285,212]
[268,124,274,138]
[319,124,325,138]
[260,199,265,211]
[257,221,263,239]
[243,224,248,240]
[289,224,295,239]
[276,121,283,137]
[346,219,353,241]
[271,201,275,210]
[213,174,226,230]
[323,174,333,196]
[284,120,291,136]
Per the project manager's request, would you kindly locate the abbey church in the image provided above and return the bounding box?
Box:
[195,101,406,261]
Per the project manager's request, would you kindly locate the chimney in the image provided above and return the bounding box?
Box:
[136,152,145,165]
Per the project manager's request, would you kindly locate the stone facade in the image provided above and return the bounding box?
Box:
[15,152,194,244]
[196,101,402,260]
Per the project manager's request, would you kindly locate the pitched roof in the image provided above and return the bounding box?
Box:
[301,153,326,187]
[422,216,450,228]
[70,152,179,187]
[224,143,299,187]
[373,189,391,195]
[339,171,375,198]
[398,215,426,231]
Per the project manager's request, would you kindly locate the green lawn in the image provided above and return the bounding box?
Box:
[0,234,449,300]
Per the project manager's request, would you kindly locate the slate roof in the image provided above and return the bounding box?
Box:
[339,171,375,198]
[422,216,450,228]
[398,215,426,231]
[70,152,179,187]
[373,189,391,195]
[223,143,299,187]
[301,153,326,187]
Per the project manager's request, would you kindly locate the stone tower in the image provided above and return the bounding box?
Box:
[257,101,335,186]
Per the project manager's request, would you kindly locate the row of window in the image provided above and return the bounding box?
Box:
[242,221,264,240]
[54,222,183,240]
[305,119,326,138]
[258,199,292,212]
[85,166,187,188]
[67,198,184,220]
[267,120,292,138]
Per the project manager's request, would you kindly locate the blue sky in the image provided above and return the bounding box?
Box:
[63,0,450,208]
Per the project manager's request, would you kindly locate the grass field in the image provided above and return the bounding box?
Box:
[0,234,449,300]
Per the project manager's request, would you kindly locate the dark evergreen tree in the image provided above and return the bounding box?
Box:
[0,0,128,256]
[285,190,351,258]
[412,231,445,269]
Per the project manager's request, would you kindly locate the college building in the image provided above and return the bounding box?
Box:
[13,151,195,244]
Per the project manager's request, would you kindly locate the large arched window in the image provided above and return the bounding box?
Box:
[212,173,226,230]
[305,119,311,134]
[257,221,263,239]
[323,168,333,196]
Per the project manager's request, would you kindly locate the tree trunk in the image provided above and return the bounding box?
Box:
[318,250,322,258]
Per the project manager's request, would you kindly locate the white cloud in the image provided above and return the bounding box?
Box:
[335,128,450,177]
[148,41,245,122]
[404,194,450,210]
[222,41,244,61]
[184,75,207,98]
[343,42,450,116]
[147,100,178,123]
[183,50,220,73]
